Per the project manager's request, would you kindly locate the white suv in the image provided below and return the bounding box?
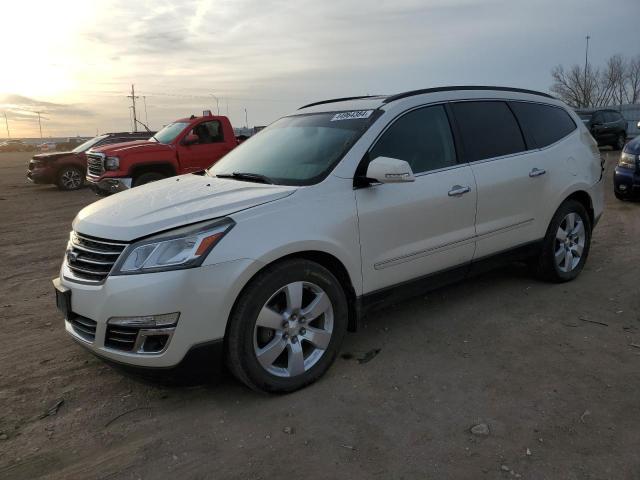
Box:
[54,86,604,392]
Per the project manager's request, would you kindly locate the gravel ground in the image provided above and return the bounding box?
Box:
[0,150,639,480]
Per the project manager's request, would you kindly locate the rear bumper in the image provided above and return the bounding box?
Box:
[87,176,132,195]
[613,167,640,198]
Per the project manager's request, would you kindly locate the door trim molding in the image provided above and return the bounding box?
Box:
[373,218,534,270]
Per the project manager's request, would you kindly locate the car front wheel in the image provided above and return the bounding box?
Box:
[532,199,592,282]
[226,259,348,393]
[56,166,84,191]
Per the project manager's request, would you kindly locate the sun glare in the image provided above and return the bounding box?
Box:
[0,1,98,98]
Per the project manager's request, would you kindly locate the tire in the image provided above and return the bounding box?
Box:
[532,199,592,283]
[56,166,84,191]
[613,133,626,151]
[614,191,625,201]
[133,172,166,187]
[226,259,348,393]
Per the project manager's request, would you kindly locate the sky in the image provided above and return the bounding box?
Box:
[1,0,638,138]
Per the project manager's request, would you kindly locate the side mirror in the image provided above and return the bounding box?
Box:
[366,156,415,184]
[182,134,198,146]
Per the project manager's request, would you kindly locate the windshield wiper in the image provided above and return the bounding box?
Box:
[216,172,274,184]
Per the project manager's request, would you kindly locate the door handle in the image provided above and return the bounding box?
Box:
[448,185,471,196]
[529,168,546,177]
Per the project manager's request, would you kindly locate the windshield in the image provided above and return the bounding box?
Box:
[72,135,108,153]
[151,122,189,144]
[208,111,379,186]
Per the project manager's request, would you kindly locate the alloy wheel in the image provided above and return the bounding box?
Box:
[554,212,586,273]
[253,281,334,378]
[61,169,82,189]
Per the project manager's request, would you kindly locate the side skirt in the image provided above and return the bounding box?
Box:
[355,239,543,321]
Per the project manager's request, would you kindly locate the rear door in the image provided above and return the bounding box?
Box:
[178,120,234,172]
[450,100,542,259]
[356,104,477,293]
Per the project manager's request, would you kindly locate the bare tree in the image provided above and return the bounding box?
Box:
[550,53,640,108]
[626,55,640,104]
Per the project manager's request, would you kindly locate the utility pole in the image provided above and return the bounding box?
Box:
[583,35,590,108]
[211,94,220,115]
[3,112,9,139]
[35,111,43,139]
[244,108,248,129]
[127,84,139,132]
[143,96,149,126]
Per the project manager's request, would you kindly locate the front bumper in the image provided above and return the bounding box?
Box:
[86,176,132,195]
[27,166,55,184]
[54,258,261,368]
[613,167,640,198]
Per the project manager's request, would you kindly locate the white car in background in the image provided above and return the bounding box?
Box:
[54,86,604,393]
[38,141,57,152]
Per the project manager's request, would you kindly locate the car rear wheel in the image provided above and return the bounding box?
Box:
[133,172,166,187]
[226,259,348,393]
[56,166,84,191]
[532,200,592,282]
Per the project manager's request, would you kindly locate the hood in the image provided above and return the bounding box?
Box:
[33,151,77,161]
[623,136,640,155]
[92,140,170,157]
[73,174,297,241]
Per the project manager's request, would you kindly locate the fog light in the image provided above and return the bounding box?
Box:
[108,312,179,328]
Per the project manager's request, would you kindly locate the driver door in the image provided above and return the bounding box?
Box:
[178,120,233,172]
[355,104,477,294]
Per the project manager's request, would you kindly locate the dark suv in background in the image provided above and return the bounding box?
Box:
[614,129,640,200]
[577,109,627,150]
[27,131,155,191]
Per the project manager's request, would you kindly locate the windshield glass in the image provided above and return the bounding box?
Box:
[72,135,108,153]
[209,111,379,186]
[151,122,189,144]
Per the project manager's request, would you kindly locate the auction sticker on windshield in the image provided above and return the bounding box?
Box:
[331,110,374,121]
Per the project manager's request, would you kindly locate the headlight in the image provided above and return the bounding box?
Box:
[113,218,235,275]
[618,152,638,170]
[104,156,120,170]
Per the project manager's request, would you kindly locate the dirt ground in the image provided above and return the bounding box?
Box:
[1,150,639,480]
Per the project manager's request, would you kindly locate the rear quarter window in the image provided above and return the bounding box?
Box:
[509,102,577,149]
[450,101,526,162]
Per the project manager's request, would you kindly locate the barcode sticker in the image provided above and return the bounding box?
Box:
[331,110,374,121]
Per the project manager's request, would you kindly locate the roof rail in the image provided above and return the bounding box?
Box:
[298,95,383,110]
[383,86,553,104]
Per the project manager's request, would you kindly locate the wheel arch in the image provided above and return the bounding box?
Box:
[226,250,360,337]
[563,189,594,226]
[129,162,177,179]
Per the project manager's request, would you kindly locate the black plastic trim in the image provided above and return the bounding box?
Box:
[298,95,384,110]
[356,240,543,318]
[383,86,553,104]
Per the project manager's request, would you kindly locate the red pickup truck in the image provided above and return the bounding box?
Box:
[86,113,238,195]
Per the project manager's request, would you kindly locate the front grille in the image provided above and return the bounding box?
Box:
[86,153,105,177]
[105,325,139,351]
[65,232,128,283]
[69,315,97,342]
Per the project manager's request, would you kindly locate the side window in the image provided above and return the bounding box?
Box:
[191,120,223,144]
[509,102,577,148]
[450,101,525,162]
[369,105,457,174]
